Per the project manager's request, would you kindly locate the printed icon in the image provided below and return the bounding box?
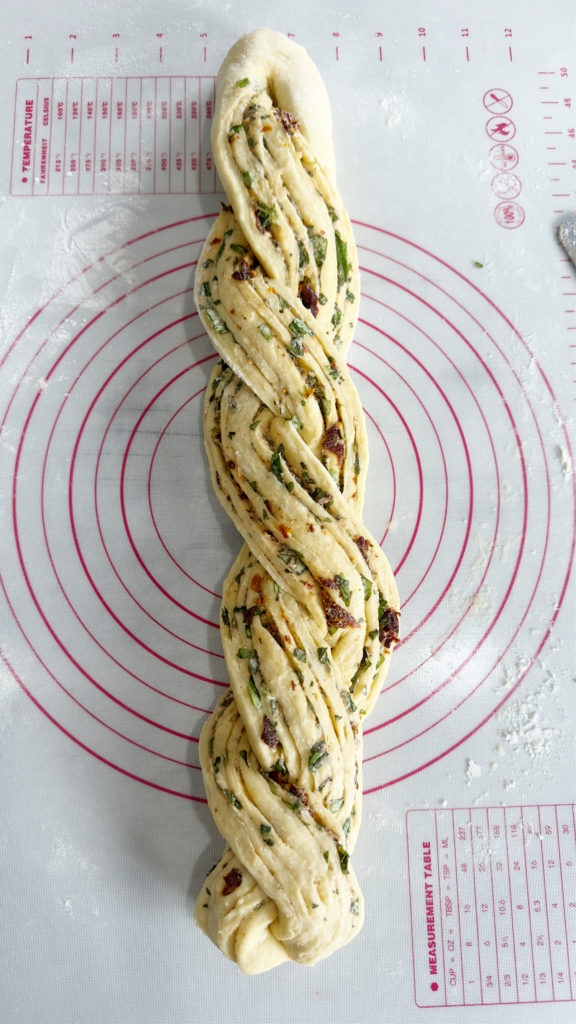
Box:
[486,115,516,140]
[483,88,513,114]
[489,142,519,171]
[491,172,522,199]
[494,200,525,229]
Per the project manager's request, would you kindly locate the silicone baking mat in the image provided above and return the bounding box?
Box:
[1,1,574,1021]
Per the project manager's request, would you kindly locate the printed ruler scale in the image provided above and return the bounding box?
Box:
[407,805,576,1008]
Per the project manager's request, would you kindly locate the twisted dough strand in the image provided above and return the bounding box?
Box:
[194,29,400,973]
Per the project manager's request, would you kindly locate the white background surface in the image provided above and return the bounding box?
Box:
[1,1,575,1022]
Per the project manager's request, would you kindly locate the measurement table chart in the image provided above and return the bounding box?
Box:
[407,805,576,1007]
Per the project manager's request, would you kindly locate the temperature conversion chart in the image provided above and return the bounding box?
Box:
[10,75,221,195]
[407,805,576,1007]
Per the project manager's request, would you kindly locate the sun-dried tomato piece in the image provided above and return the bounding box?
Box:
[318,576,339,591]
[232,260,253,281]
[379,608,400,647]
[322,424,345,463]
[243,605,257,627]
[288,785,309,806]
[277,109,299,134]
[321,589,359,629]
[261,715,279,748]
[263,617,283,647]
[355,536,371,563]
[299,282,319,318]
[222,868,243,895]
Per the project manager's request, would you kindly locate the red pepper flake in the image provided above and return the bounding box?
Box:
[261,123,273,132]
[321,589,359,630]
[261,715,279,748]
[250,574,262,593]
[278,524,290,539]
[211,237,222,245]
[322,424,345,464]
[222,868,243,896]
[299,282,319,318]
[227,459,236,470]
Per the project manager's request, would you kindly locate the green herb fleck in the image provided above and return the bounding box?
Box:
[341,689,357,713]
[329,797,344,813]
[258,323,272,340]
[205,308,228,334]
[334,231,349,288]
[293,648,306,663]
[248,676,262,709]
[317,647,329,665]
[255,200,276,230]
[310,234,327,269]
[222,789,242,809]
[221,607,230,627]
[289,317,312,338]
[236,78,250,88]
[270,449,284,483]
[335,574,351,606]
[337,844,350,873]
[298,239,309,268]
[308,740,328,772]
[278,545,307,575]
[237,648,251,659]
[241,170,252,187]
[361,577,373,600]
[250,420,261,431]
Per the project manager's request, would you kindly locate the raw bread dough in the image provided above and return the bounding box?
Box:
[194,28,399,974]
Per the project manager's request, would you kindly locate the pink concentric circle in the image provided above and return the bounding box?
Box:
[0,215,573,800]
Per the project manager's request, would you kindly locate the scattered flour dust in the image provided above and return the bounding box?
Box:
[461,662,563,795]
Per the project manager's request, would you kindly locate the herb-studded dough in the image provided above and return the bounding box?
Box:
[194,28,400,973]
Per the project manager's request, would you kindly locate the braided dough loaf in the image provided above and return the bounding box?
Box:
[194,28,400,973]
